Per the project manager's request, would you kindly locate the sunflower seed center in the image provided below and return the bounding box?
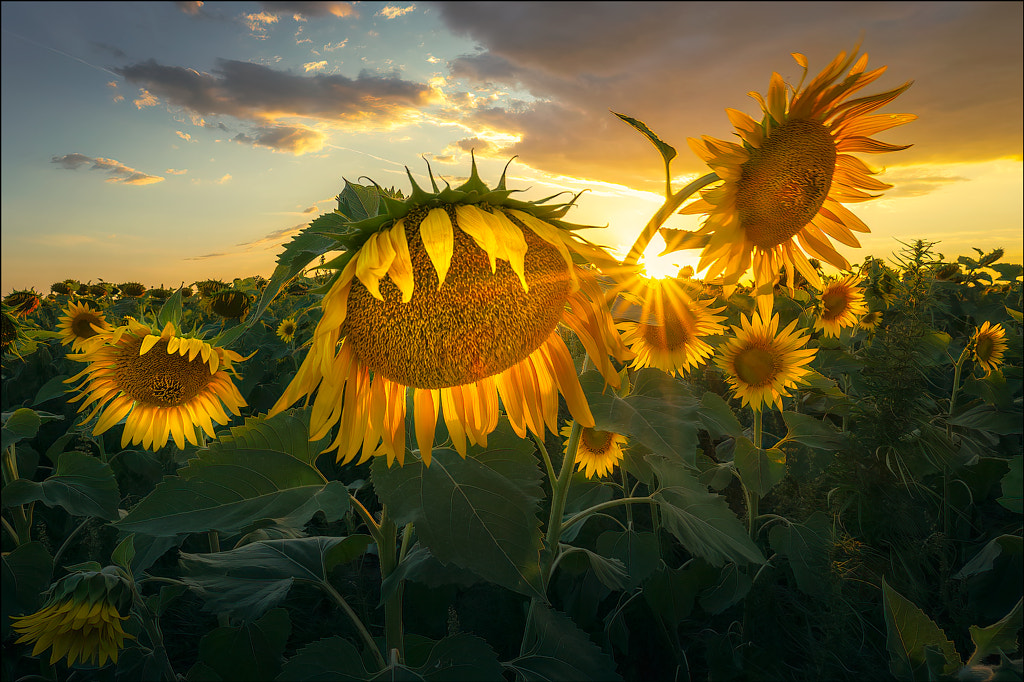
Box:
[737,119,836,249]
[734,346,778,387]
[116,337,214,407]
[71,313,102,339]
[581,427,614,453]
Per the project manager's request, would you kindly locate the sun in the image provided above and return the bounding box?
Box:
[639,233,699,280]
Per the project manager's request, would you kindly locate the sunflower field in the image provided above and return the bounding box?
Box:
[2,48,1022,682]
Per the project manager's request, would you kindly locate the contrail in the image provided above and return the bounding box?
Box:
[1,28,123,80]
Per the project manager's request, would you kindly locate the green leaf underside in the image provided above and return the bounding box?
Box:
[881,578,962,679]
[768,511,833,598]
[2,451,119,520]
[508,603,623,681]
[968,598,1023,665]
[733,437,786,498]
[195,607,291,681]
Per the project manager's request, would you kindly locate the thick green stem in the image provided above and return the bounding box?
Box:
[128,578,178,682]
[561,496,654,536]
[543,421,581,585]
[378,505,404,664]
[2,445,32,545]
[321,581,387,671]
[947,347,970,438]
[52,517,93,567]
[747,409,763,540]
[623,172,719,266]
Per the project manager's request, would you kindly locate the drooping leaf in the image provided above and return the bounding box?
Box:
[647,455,764,566]
[954,535,1023,579]
[507,603,623,681]
[180,536,365,621]
[580,369,701,468]
[32,375,70,407]
[558,545,629,592]
[881,578,961,680]
[1,542,53,640]
[769,511,833,597]
[698,563,752,615]
[781,411,846,450]
[733,437,787,498]
[968,598,1023,665]
[3,451,119,520]
[413,633,505,681]
[595,530,660,590]
[193,607,291,682]
[612,111,677,170]
[371,422,546,601]
[997,456,1022,513]
[697,391,744,439]
[379,543,483,605]
[950,406,1024,436]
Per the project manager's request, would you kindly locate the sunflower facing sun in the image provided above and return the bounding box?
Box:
[65,319,247,450]
[972,321,1008,376]
[814,274,868,338]
[57,301,113,352]
[561,422,627,479]
[667,47,915,302]
[271,160,631,467]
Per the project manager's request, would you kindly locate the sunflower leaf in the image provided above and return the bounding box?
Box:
[207,408,330,467]
[506,603,623,681]
[881,578,962,680]
[768,511,832,598]
[193,607,291,681]
[1,541,53,641]
[370,421,546,601]
[733,437,787,498]
[612,111,677,169]
[2,451,119,520]
[967,598,1023,666]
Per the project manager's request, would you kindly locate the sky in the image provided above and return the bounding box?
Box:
[2,1,1022,294]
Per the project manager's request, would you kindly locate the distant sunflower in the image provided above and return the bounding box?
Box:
[716,313,816,411]
[208,290,251,320]
[276,318,298,343]
[3,290,41,317]
[271,160,630,467]
[814,274,868,337]
[65,319,247,450]
[118,282,146,298]
[57,301,113,352]
[668,47,915,301]
[561,421,627,479]
[972,321,1007,376]
[858,310,883,331]
[615,276,726,376]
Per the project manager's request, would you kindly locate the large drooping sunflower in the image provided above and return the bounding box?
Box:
[972,321,1008,376]
[715,313,816,411]
[57,301,114,352]
[666,47,915,301]
[614,276,726,376]
[3,290,42,317]
[560,421,627,479]
[65,319,247,450]
[270,160,631,466]
[814,274,868,338]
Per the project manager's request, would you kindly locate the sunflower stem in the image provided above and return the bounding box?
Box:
[2,444,32,545]
[531,432,557,491]
[378,504,405,665]
[747,409,763,540]
[321,581,387,671]
[52,516,93,568]
[623,172,719,266]
[947,346,971,438]
[561,496,654,535]
[127,575,178,682]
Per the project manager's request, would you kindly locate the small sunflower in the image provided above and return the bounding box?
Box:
[65,319,247,450]
[3,290,42,317]
[57,301,114,352]
[208,289,251,320]
[117,282,146,298]
[271,159,630,467]
[9,566,133,668]
[560,421,627,479]
[814,274,868,338]
[51,281,76,296]
[972,321,1008,376]
[276,318,298,343]
[668,47,914,302]
[615,276,726,376]
[716,313,816,411]
[858,310,883,331]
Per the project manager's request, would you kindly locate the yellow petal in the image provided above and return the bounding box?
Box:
[420,208,454,288]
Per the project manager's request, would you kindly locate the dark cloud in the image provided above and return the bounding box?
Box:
[51,154,164,185]
[259,2,357,19]
[184,252,228,260]
[90,42,126,59]
[232,124,325,155]
[435,2,1023,189]
[114,58,432,123]
[174,1,204,16]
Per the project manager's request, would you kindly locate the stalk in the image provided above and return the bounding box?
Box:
[378,505,405,664]
[622,173,719,266]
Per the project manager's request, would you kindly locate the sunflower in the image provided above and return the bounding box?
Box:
[270,160,630,467]
[615,276,726,376]
[276,318,298,343]
[208,289,251,320]
[3,290,42,317]
[57,301,113,352]
[117,282,146,298]
[65,319,247,450]
[668,47,914,303]
[9,566,133,668]
[51,281,75,296]
[972,321,1008,376]
[560,421,627,479]
[814,274,868,338]
[715,313,816,411]
[858,310,883,331]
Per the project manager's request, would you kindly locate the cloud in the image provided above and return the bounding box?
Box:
[324,39,348,51]
[377,4,416,19]
[116,58,434,125]
[303,60,327,73]
[434,2,1023,191]
[133,88,158,109]
[175,130,192,141]
[232,124,326,155]
[302,205,318,213]
[175,1,204,15]
[873,168,971,198]
[184,252,228,261]
[260,2,357,20]
[166,168,188,175]
[51,154,165,186]
[236,222,306,249]
[216,173,232,184]
[244,11,278,38]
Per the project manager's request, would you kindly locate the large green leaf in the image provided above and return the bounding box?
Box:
[697,391,744,439]
[647,455,764,566]
[278,636,372,681]
[781,411,846,450]
[379,544,483,605]
[507,603,622,681]
[968,598,1023,665]
[733,437,786,498]
[595,530,660,590]
[180,536,369,621]
[881,578,962,680]
[1,542,53,640]
[580,370,701,468]
[768,511,832,597]
[698,563,752,615]
[115,414,349,537]
[950,406,1024,436]
[207,408,330,467]
[371,422,545,601]
[997,455,1022,513]
[954,535,1023,579]
[193,607,291,682]
[557,545,628,592]
[2,451,119,520]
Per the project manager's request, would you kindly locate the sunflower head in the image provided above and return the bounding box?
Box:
[208,290,252,320]
[149,287,173,301]
[287,280,311,296]
[50,281,75,296]
[560,422,627,479]
[118,282,147,298]
[195,279,227,299]
[669,46,914,305]
[276,318,298,343]
[715,312,816,411]
[10,564,134,668]
[858,310,883,331]
[934,263,961,281]
[180,286,195,298]
[88,283,113,298]
[271,156,629,466]
[58,301,113,352]
[3,290,42,317]
[972,321,1008,376]
[813,274,868,338]
[65,319,247,450]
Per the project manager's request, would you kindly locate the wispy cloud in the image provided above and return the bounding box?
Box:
[303,60,327,73]
[133,88,158,109]
[174,1,204,16]
[243,11,278,39]
[261,2,357,19]
[51,153,165,186]
[175,130,192,141]
[165,168,188,175]
[232,124,326,155]
[377,4,416,19]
